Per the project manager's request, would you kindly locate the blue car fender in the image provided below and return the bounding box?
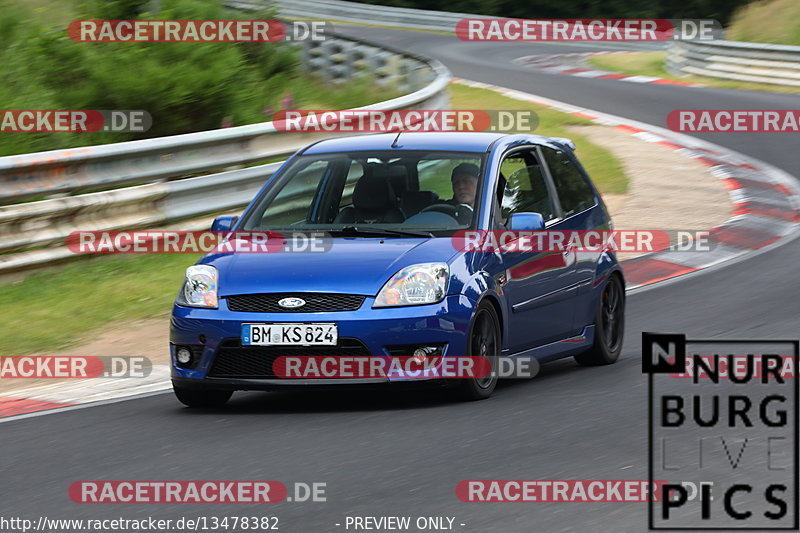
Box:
[456,266,510,350]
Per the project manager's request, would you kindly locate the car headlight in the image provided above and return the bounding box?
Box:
[374,262,449,307]
[177,265,218,308]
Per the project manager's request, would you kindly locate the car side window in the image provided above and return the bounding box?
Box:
[496,150,556,225]
[541,146,596,218]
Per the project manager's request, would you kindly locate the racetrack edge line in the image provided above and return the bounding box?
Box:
[0,389,171,424]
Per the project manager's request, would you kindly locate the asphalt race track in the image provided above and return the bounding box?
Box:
[1,26,798,533]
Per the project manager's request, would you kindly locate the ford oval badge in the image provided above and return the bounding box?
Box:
[278,297,306,309]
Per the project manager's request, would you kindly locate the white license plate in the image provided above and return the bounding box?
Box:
[241,323,338,346]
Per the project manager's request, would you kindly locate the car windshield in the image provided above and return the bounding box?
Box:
[240,150,485,235]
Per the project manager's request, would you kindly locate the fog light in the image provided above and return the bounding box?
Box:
[412,348,428,364]
[176,347,193,365]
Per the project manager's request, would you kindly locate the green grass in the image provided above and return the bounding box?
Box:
[0,1,401,158]
[449,82,628,195]
[588,52,667,79]
[587,51,800,94]
[727,0,800,45]
[289,75,401,111]
[0,253,200,354]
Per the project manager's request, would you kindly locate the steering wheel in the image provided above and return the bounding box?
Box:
[421,203,474,225]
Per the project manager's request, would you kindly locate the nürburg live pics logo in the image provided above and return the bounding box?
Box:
[643,332,798,530]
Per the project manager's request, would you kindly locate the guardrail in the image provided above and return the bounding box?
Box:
[0,33,447,204]
[666,40,800,87]
[0,32,451,275]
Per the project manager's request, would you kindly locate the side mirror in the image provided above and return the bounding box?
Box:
[508,212,545,231]
[211,215,239,232]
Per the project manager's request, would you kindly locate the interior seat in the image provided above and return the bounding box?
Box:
[385,165,409,201]
[400,190,439,217]
[334,173,405,224]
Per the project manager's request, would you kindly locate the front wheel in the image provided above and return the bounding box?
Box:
[575,274,625,366]
[173,385,232,408]
[454,302,501,401]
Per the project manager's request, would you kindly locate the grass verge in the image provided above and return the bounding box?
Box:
[727,0,800,46]
[587,51,800,94]
[2,83,628,355]
[0,254,200,355]
[449,82,628,195]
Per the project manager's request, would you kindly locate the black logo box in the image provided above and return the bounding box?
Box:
[644,333,799,531]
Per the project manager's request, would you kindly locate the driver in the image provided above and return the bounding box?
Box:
[447,162,480,207]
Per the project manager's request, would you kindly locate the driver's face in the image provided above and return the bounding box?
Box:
[452,173,478,205]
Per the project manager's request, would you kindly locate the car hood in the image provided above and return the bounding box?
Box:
[203,237,459,296]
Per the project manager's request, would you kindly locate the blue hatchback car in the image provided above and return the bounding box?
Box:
[170,132,625,406]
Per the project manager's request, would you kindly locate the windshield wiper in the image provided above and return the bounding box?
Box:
[331,226,434,238]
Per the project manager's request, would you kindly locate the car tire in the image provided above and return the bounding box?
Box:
[173,385,232,408]
[455,301,501,401]
[575,274,625,366]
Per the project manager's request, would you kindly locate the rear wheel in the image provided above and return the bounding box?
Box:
[575,274,625,366]
[173,385,232,408]
[454,302,501,401]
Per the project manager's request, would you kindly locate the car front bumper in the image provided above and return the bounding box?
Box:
[169,294,476,390]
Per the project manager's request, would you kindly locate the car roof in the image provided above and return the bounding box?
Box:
[301,132,559,155]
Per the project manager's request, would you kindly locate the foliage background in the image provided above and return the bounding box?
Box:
[0,0,386,156]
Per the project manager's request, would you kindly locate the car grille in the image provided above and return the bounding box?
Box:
[207,338,372,379]
[225,293,366,313]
